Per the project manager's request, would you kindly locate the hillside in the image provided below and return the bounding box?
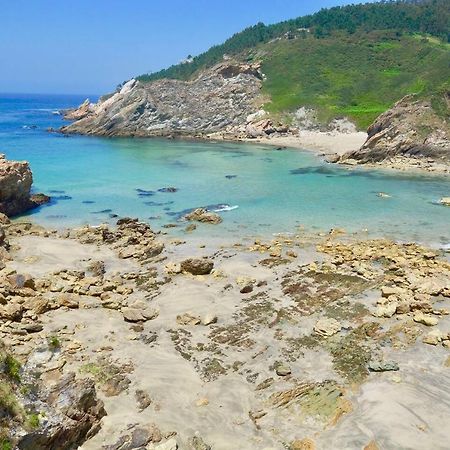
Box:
[134,0,449,129]
[137,0,449,84]
[62,0,450,167]
[260,31,449,128]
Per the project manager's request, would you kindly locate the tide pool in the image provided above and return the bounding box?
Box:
[1,94,450,245]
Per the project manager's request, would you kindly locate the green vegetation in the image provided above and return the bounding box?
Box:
[2,355,21,383]
[260,31,450,128]
[25,414,40,430]
[137,0,449,83]
[0,438,12,450]
[0,382,23,419]
[1,344,25,447]
[47,335,61,351]
[132,1,449,130]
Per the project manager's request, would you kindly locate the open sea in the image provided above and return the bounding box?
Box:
[1,93,449,246]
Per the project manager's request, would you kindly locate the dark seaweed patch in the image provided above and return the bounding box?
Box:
[290,166,338,176]
[136,188,155,197]
[91,209,113,214]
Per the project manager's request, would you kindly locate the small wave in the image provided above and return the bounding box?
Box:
[212,204,239,212]
[26,108,55,112]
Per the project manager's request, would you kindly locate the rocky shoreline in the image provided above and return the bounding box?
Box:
[60,62,450,175]
[1,210,450,449]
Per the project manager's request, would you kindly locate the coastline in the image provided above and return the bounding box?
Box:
[223,130,368,156]
[60,125,450,175]
[205,131,450,175]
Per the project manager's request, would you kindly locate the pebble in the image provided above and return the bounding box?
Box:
[275,363,291,376]
[176,313,201,326]
[202,314,218,326]
[240,284,254,294]
[195,397,209,407]
[413,312,438,326]
[314,317,341,337]
[368,360,399,372]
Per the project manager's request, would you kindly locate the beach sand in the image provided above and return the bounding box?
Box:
[3,220,450,449]
[241,130,368,156]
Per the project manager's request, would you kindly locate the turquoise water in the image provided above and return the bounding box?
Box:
[1,94,450,245]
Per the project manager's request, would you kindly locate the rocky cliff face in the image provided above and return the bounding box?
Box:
[62,62,264,137]
[341,94,450,164]
[0,155,50,217]
[0,340,105,450]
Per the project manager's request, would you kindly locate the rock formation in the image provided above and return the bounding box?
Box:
[61,62,263,137]
[16,374,106,450]
[0,155,50,217]
[341,93,450,165]
[0,340,105,450]
[63,98,93,121]
[183,208,222,224]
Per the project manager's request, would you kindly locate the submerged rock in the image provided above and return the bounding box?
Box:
[176,312,201,326]
[290,438,316,450]
[189,434,211,450]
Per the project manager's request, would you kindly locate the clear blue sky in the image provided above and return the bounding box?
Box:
[1,0,374,95]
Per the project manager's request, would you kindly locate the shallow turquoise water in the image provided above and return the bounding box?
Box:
[1,94,450,245]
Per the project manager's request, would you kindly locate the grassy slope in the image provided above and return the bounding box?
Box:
[260,31,450,129]
[132,1,449,131]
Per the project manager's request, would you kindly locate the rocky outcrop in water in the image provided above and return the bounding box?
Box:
[183,208,222,224]
[0,155,50,217]
[341,93,450,165]
[61,62,263,137]
[63,98,93,121]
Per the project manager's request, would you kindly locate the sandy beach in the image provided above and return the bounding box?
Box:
[240,130,368,156]
[2,217,450,449]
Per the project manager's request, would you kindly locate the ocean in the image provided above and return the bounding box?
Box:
[1,93,449,245]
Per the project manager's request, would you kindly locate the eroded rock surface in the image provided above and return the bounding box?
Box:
[341,93,450,168]
[61,62,263,137]
[0,155,50,217]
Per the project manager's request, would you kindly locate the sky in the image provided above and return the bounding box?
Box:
[1,0,374,95]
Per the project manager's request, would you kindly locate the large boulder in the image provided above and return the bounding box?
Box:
[181,258,214,275]
[0,154,50,216]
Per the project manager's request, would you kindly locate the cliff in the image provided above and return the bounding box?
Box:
[340,93,450,165]
[61,62,264,137]
[0,155,50,217]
